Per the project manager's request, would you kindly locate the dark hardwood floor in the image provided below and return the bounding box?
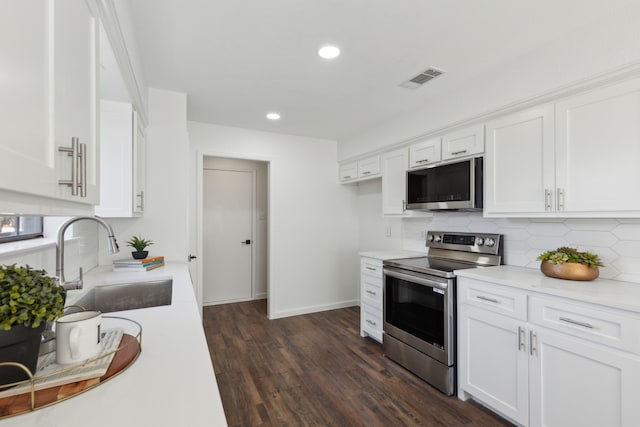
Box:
[203,300,513,427]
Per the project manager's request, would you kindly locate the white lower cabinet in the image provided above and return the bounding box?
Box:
[360,257,384,343]
[458,277,640,427]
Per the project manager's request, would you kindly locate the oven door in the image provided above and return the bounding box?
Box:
[383,267,455,366]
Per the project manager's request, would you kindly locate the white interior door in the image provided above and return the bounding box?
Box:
[203,169,253,304]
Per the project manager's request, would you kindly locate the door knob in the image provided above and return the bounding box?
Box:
[241,240,251,245]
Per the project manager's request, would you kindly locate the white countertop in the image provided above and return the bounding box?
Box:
[456,265,640,314]
[359,250,425,261]
[0,263,227,427]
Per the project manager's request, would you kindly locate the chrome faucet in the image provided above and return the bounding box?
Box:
[56,216,120,290]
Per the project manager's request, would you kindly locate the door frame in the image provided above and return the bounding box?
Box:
[192,150,271,318]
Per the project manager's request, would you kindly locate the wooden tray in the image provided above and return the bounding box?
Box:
[0,334,140,419]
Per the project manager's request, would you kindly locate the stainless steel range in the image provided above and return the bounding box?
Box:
[382,231,503,396]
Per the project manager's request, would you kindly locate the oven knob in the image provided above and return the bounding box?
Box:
[434,234,442,242]
[475,237,485,246]
[485,237,496,247]
[426,234,434,242]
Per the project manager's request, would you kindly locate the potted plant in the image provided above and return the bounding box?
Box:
[126,235,154,259]
[0,264,66,387]
[537,247,604,281]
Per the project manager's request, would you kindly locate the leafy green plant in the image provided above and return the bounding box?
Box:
[0,264,66,330]
[126,235,154,252]
[537,247,603,269]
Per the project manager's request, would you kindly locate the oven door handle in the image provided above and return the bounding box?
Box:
[383,268,448,290]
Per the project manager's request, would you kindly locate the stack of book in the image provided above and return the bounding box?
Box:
[113,256,165,271]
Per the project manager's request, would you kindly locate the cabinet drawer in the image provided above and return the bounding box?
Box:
[358,155,381,178]
[339,161,357,182]
[361,258,383,278]
[362,275,383,309]
[529,296,640,354]
[458,278,527,321]
[361,305,383,343]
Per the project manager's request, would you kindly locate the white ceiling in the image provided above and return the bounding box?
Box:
[128,0,635,141]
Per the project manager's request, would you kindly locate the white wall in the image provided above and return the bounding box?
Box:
[189,121,360,319]
[99,89,190,264]
[339,3,640,160]
[202,157,268,298]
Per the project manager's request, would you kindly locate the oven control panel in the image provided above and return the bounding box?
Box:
[426,231,502,256]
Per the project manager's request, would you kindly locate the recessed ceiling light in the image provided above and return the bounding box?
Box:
[318,45,340,59]
[266,112,281,120]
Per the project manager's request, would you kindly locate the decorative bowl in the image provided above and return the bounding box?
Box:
[540,261,599,281]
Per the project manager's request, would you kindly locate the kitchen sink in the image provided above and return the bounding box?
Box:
[72,279,173,313]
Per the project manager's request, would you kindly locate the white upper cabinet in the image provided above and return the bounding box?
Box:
[485,77,640,217]
[442,124,484,160]
[485,105,555,214]
[95,101,146,217]
[555,78,640,214]
[382,148,408,214]
[339,155,381,183]
[409,137,441,168]
[0,0,99,209]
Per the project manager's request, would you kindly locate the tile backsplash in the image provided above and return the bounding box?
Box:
[401,213,640,283]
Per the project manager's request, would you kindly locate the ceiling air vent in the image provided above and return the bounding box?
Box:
[399,67,446,89]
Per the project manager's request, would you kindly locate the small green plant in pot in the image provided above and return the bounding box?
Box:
[537,247,603,281]
[126,235,154,259]
[0,264,66,387]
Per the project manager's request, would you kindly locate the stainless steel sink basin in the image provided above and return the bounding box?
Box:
[73,279,173,313]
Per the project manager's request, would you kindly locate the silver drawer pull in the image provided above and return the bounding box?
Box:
[451,149,467,156]
[362,171,371,175]
[366,319,377,326]
[559,317,594,329]
[365,266,377,271]
[343,175,352,179]
[365,290,377,296]
[416,159,429,163]
[477,295,500,304]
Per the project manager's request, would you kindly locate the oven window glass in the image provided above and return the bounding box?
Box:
[407,160,471,204]
[385,275,445,348]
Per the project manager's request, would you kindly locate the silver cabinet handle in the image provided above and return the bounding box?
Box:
[361,171,371,175]
[530,330,537,356]
[557,188,564,211]
[365,290,377,296]
[343,175,352,180]
[451,149,467,156]
[477,295,500,304]
[402,199,406,212]
[518,326,526,351]
[136,191,145,211]
[79,142,87,197]
[416,159,429,164]
[58,137,80,196]
[545,189,552,211]
[365,266,377,271]
[366,319,377,327]
[559,317,594,329]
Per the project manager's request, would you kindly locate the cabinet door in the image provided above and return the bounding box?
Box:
[339,161,357,182]
[485,105,555,214]
[442,124,484,160]
[357,155,381,178]
[132,111,146,214]
[529,328,640,427]
[556,78,640,213]
[0,3,58,199]
[409,137,441,168]
[382,148,408,214]
[55,0,99,204]
[94,101,133,217]
[458,305,529,426]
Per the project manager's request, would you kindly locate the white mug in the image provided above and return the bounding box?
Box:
[55,310,102,365]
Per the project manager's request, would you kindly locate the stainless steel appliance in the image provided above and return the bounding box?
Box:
[406,157,483,211]
[382,231,503,395]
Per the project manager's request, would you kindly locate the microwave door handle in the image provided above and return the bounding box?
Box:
[383,268,448,290]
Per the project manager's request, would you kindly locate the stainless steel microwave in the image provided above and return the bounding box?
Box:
[406,157,483,211]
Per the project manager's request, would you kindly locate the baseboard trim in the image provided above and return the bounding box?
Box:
[269,299,359,320]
